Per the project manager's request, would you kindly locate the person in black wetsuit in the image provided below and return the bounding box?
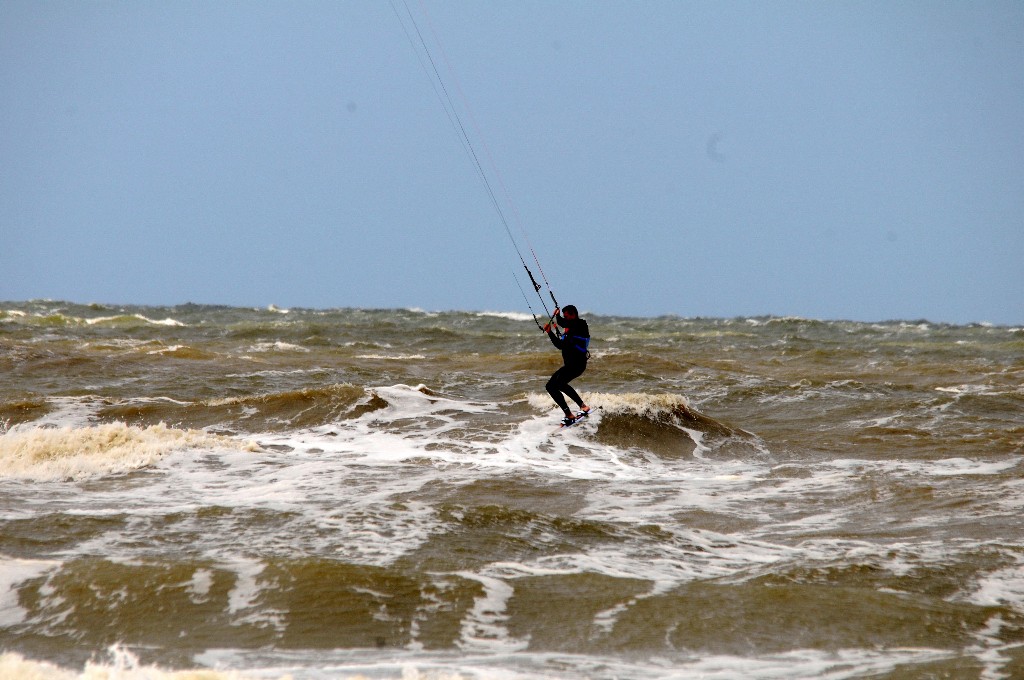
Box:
[543,305,591,425]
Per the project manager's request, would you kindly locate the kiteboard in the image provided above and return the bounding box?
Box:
[552,407,597,433]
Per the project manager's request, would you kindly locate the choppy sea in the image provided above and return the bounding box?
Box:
[1,300,1022,680]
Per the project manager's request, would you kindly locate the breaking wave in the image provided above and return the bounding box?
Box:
[0,423,252,481]
[0,646,432,680]
[530,391,765,459]
[96,385,387,434]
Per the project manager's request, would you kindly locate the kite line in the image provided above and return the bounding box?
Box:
[390,0,559,329]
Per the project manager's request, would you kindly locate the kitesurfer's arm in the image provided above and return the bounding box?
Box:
[544,320,565,349]
[546,327,564,349]
[544,307,566,348]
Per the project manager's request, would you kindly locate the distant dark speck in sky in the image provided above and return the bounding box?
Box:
[706,133,726,163]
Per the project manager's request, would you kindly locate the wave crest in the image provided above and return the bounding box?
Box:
[0,647,303,680]
[0,423,248,481]
[97,384,386,433]
[586,392,763,458]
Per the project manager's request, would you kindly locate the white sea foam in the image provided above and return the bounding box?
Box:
[319,500,440,566]
[237,387,730,489]
[0,557,58,627]
[146,344,187,355]
[81,338,157,351]
[2,385,1013,680]
[141,315,186,326]
[960,558,1024,611]
[248,341,310,353]
[17,395,100,429]
[0,422,253,481]
[33,385,1010,611]
[476,311,534,322]
[224,369,327,378]
[829,456,1021,477]
[0,645,964,680]
[455,572,528,653]
[187,568,214,604]
[935,384,997,396]
[84,314,185,327]
[0,646,317,679]
[118,387,733,582]
[189,646,955,680]
[570,390,690,414]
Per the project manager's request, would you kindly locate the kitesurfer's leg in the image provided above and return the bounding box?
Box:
[547,365,587,417]
[546,368,573,418]
[561,382,585,410]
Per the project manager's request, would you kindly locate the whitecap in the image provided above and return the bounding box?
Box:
[476,311,534,322]
[248,341,310,353]
[137,315,185,326]
[0,422,253,481]
[83,314,184,327]
[0,645,305,679]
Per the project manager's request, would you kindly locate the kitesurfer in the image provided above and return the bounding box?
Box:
[543,305,591,425]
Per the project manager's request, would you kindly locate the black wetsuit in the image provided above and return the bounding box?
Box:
[546,318,590,415]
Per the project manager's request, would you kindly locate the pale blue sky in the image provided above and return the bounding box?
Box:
[2,1,1022,324]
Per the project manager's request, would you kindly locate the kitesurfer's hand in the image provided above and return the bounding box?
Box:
[543,322,552,332]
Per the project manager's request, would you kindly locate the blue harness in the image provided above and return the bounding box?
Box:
[564,333,590,355]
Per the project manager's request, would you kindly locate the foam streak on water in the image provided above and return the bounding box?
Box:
[1,301,1023,679]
